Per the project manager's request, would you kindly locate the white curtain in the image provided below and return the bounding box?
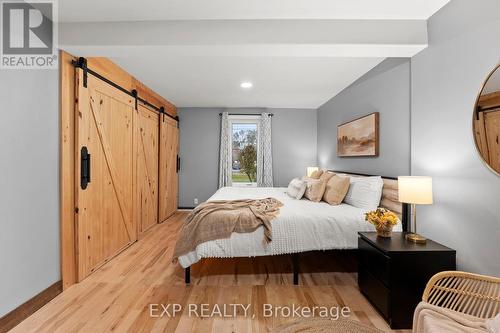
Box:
[257,113,273,187]
[218,112,231,188]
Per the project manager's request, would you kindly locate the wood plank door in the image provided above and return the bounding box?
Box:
[75,71,137,280]
[485,110,500,173]
[474,112,490,163]
[135,103,159,235]
[159,116,179,222]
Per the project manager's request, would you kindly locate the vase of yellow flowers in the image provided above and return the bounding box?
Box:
[365,208,399,237]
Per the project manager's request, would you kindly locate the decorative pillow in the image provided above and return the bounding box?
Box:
[319,171,336,183]
[286,178,307,199]
[309,169,324,179]
[303,178,327,202]
[323,175,350,205]
[343,176,384,210]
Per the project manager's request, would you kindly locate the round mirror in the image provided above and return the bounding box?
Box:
[473,64,500,175]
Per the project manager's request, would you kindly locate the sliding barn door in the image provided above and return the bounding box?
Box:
[159,116,179,222]
[75,71,137,280]
[135,104,159,234]
[485,110,500,173]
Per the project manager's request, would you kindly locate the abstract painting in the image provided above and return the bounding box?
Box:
[337,112,379,157]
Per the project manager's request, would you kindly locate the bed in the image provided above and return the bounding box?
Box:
[180,172,409,284]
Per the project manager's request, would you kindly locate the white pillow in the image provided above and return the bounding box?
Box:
[286,178,307,199]
[343,176,383,210]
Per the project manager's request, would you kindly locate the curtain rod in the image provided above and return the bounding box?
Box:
[218,113,273,117]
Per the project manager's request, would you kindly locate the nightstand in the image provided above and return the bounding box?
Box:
[358,232,456,329]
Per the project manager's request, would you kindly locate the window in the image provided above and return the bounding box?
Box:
[229,115,260,187]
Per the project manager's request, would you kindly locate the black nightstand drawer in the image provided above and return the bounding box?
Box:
[359,238,390,286]
[358,232,456,329]
[359,268,390,319]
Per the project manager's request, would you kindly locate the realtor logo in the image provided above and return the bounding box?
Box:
[1,0,58,69]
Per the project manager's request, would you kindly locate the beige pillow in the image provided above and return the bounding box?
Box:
[319,171,335,182]
[304,179,327,202]
[323,175,350,205]
[309,169,323,179]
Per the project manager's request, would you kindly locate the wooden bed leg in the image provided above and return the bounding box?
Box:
[292,254,299,285]
[185,267,190,284]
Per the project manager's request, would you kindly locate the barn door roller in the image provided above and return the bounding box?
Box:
[73,57,179,122]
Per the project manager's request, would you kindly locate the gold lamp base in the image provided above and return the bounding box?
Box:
[405,233,427,244]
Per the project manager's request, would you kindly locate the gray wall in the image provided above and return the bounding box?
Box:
[317,58,411,177]
[315,0,500,276]
[411,0,500,276]
[0,70,60,316]
[178,108,317,207]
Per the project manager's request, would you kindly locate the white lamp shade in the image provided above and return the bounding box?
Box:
[398,176,433,204]
[307,167,319,177]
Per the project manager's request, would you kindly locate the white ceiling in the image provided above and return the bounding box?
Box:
[482,68,500,95]
[59,0,450,108]
[110,56,383,108]
[59,0,450,22]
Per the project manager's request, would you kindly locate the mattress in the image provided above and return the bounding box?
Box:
[178,187,402,268]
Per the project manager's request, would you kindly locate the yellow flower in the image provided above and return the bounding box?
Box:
[365,208,399,227]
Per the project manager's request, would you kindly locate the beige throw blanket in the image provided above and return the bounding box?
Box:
[173,198,283,259]
[413,302,490,333]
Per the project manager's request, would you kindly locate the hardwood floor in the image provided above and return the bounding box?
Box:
[11,212,411,332]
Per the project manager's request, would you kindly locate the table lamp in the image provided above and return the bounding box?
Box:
[398,176,433,244]
[307,167,319,177]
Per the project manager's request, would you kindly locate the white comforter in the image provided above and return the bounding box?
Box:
[178,187,402,268]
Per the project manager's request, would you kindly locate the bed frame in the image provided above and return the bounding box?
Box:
[184,171,409,285]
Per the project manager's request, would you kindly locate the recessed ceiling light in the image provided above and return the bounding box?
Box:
[240,81,253,89]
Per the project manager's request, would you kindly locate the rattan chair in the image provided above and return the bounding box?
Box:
[422,271,500,319]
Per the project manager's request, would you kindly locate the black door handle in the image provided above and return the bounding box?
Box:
[176,155,180,173]
[81,146,91,189]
